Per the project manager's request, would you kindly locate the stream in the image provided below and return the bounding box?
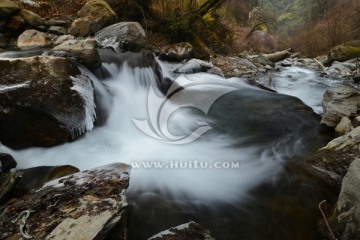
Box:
[1,50,342,239]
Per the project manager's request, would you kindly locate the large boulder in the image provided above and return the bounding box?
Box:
[321,86,360,128]
[17,29,49,49]
[148,221,215,240]
[325,40,360,66]
[0,0,20,17]
[53,39,101,69]
[0,56,96,149]
[0,163,130,240]
[95,22,147,52]
[69,0,118,37]
[332,159,360,239]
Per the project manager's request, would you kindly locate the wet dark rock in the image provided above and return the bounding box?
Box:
[10,165,79,198]
[0,33,7,48]
[148,221,215,240]
[295,127,360,190]
[0,56,96,149]
[69,0,118,37]
[95,22,147,52]
[0,171,21,203]
[0,153,17,173]
[0,163,130,240]
[99,48,164,85]
[53,39,101,69]
[321,86,360,128]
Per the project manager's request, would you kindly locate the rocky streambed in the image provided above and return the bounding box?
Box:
[0,0,360,239]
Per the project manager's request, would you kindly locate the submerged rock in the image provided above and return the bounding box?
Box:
[148,221,215,240]
[95,22,147,52]
[321,86,360,128]
[332,158,360,239]
[69,0,118,37]
[0,56,96,149]
[0,163,130,240]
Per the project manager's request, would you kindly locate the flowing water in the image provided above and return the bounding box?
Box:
[1,51,339,239]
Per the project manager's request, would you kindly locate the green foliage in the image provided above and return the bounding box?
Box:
[164,11,192,42]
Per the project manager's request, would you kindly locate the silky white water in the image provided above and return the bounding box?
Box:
[266,66,357,114]
[2,61,307,202]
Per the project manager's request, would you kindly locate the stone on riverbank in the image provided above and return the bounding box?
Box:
[0,56,96,149]
[0,163,130,240]
[321,86,360,128]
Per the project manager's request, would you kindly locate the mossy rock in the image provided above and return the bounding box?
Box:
[325,40,360,66]
[0,0,20,17]
[69,0,118,37]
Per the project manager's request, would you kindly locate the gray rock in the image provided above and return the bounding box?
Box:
[96,21,146,52]
[0,0,20,17]
[326,62,352,78]
[159,42,193,62]
[250,54,275,68]
[0,56,96,149]
[19,9,45,27]
[54,34,75,45]
[17,29,48,49]
[334,158,360,240]
[207,66,225,77]
[48,26,67,35]
[53,39,101,69]
[335,116,352,136]
[321,86,360,127]
[0,163,130,240]
[174,58,214,74]
[148,221,215,240]
[69,0,118,37]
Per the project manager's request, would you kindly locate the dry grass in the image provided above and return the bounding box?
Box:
[12,0,87,20]
[291,0,360,57]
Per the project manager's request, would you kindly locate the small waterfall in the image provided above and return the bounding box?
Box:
[3,52,296,203]
[1,50,335,239]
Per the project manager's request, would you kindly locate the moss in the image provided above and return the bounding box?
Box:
[331,40,360,61]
